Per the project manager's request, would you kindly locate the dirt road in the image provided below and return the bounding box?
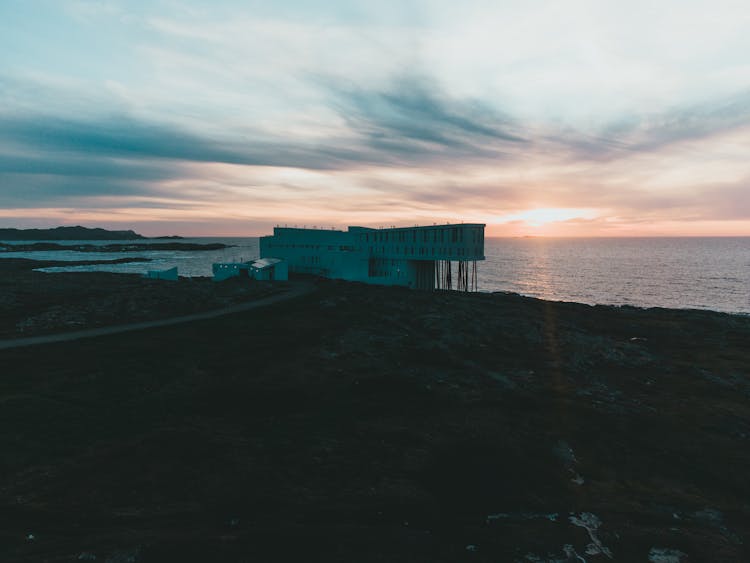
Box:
[0,281,314,350]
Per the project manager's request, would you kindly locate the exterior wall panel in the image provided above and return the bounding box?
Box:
[260,223,485,289]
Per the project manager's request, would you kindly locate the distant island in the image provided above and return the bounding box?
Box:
[0,226,183,241]
[0,242,229,252]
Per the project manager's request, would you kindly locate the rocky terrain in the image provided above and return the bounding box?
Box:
[1,268,749,561]
[0,259,278,338]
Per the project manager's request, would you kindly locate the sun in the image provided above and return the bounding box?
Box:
[499,208,599,227]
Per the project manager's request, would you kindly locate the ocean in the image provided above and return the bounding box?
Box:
[3,237,749,314]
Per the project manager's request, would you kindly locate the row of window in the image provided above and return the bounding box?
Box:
[267,243,321,250]
[362,227,481,245]
[369,246,482,257]
[267,243,353,251]
[267,241,482,259]
[367,258,402,278]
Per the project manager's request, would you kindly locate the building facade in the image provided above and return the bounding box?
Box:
[212,258,288,281]
[260,223,485,290]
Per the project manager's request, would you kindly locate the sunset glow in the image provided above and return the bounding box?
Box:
[495,208,601,228]
[2,1,750,236]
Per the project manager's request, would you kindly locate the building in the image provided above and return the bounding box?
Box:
[212,258,288,282]
[212,262,249,281]
[146,266,178,281]
[259,223,484,290]
[251,257,288,281]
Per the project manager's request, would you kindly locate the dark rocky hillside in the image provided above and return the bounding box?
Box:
[1,270,749,561]
[0,259,276,338]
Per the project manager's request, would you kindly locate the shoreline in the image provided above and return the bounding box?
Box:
[1,267,749,561]
[1,259,746,341]
[0,259,282,340]
[3,235,748,315]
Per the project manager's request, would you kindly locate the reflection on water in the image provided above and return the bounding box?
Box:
[480,237,750,313]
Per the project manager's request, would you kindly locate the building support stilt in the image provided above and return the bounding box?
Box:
[433,259,477,291]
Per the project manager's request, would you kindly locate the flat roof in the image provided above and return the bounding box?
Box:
[349,223,485,232]
[269,223,485,235]
[252,257,284,269]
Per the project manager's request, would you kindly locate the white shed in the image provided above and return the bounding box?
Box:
[250,257,288,281]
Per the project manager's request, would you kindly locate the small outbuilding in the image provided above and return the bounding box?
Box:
[212,262,252,281]
[250,257,288,281]
[146,266,178,281]
[212,258,287,281]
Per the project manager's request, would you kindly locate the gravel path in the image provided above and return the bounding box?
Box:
[0,281,314,350]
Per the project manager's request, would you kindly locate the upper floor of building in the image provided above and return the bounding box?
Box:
[260,223,485,262]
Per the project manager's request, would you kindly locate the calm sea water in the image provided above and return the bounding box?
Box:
[483,237,749,314]
[3,237,749,314]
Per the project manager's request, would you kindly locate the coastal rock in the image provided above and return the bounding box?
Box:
[1,242,229,252]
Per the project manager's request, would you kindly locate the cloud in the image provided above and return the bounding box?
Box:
[551,89,750,162]
[325,75,526,162]
[0,114,335,169]
[0,73,532,185]
[0,171,172,206]
[0,153,175,181]
[2,66,750,233]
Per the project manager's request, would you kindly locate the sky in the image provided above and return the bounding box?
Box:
[1,0,750,236]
